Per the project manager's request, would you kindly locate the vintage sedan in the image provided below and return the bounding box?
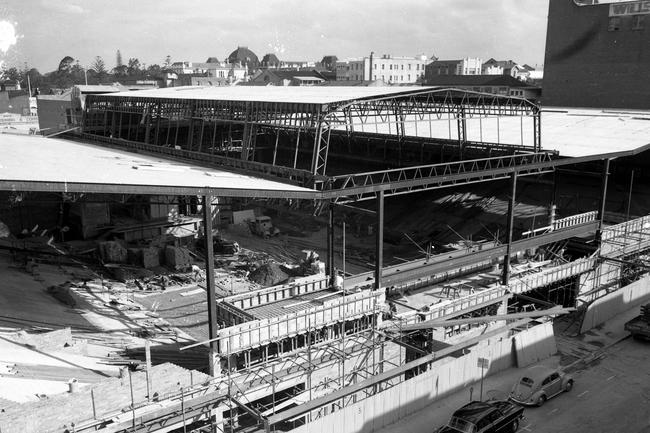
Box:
[509,365,573,406]
[436,400,524,433]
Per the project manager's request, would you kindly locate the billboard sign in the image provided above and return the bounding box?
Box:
[609,1,650,16]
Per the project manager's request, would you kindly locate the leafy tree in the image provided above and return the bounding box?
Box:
[1,66,22,83]
[58,56,75,73]
[25,68,42,92]
[71,60,86,83]
[127,57,141,75]
[112,64,127,76]
[146,64,162,77]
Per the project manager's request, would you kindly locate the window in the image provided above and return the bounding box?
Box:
[408,74,411,81]
[542,373,559,386]
[373,74,377,80]
[476,416,491,431]
[633,14,645,30]
[408,64,412,70]
[389,64,392,70]
[374,64,377,69]
[401,64,404,70]
[381,64,385,70]
[416,64,420,70]
[608,16,621,31]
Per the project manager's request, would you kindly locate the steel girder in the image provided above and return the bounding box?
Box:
[84,88,541,178]
[319,151,556,203]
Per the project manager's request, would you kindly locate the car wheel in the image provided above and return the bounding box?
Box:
[565,380,574,392]
[537,395,547,407]
[511,418,520,432]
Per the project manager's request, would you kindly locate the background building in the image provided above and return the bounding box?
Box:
[336,52,428,83]
[423,74,541,100]
[543,0,650,109]
[426,57,483,76]
[248,69,328,86]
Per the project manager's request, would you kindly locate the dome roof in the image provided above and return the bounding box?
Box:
[261,53,280,67]
[205,57,220,63]
[228,46,259,70]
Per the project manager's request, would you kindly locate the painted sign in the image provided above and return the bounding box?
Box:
[609,1,650,16]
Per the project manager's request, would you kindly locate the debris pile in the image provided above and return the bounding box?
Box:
[248,262,289,286]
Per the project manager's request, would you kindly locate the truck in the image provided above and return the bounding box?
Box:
[247,216,280,238]
[624,303,650,340]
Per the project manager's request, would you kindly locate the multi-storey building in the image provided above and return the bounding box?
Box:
[425,57,483,76]
[543,0,650,108]
[336,52,428,83]
[169,61,247,83]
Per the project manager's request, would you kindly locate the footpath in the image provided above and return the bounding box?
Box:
[375,305,641,433]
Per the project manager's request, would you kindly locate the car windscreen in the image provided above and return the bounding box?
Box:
[448,417,477,433]
[519,377,534,387]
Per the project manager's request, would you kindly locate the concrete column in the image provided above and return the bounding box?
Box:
[502,173,517,286]
[203,194,219,376]
[375,190,384,290]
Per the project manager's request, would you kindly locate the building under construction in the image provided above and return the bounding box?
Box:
[1,85,650,433]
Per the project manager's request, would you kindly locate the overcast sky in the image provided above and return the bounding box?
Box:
[1,0,550,72]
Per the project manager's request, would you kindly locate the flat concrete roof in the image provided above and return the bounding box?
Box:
[540,108,650,157]
[0,134,317,198]
[107,85,434,105]
[458,107,650,158]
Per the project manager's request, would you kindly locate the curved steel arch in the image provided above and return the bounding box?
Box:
[312,87,541,176]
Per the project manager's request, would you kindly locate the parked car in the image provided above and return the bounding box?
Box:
[509,365,573,406]
[436,400,524,433]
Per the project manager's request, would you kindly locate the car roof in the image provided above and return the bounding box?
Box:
[521,365,558,381]
[453,401,496,423]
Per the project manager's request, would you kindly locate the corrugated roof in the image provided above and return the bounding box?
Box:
[106,85,437,105]
[0,135,316,198]
[425,75,534,88]
[108,85,446,105]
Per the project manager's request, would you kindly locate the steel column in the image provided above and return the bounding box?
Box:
[203,194,219,376]
[502,172,517,285]
[328,202,335,287]
[456,106,466,159]
[597,158,610,243]
[533,110,541,152]
[375,190,384,290]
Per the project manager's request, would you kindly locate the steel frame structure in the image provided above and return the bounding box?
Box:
[82,87,541,178]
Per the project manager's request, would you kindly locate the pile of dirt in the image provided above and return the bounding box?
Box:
[249,262,289,287]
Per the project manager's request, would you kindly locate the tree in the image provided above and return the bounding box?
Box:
[91,56,107,75]
[25,68,42,93]
[113,51,127,76]
[71,60,86,83]
[1,66,21,83]
[146,64,162,77]
[58,56,75,73]
[116,49,123,68]
[127,57,141,75]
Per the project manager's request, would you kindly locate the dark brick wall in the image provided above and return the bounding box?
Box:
[543,0,650,109]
